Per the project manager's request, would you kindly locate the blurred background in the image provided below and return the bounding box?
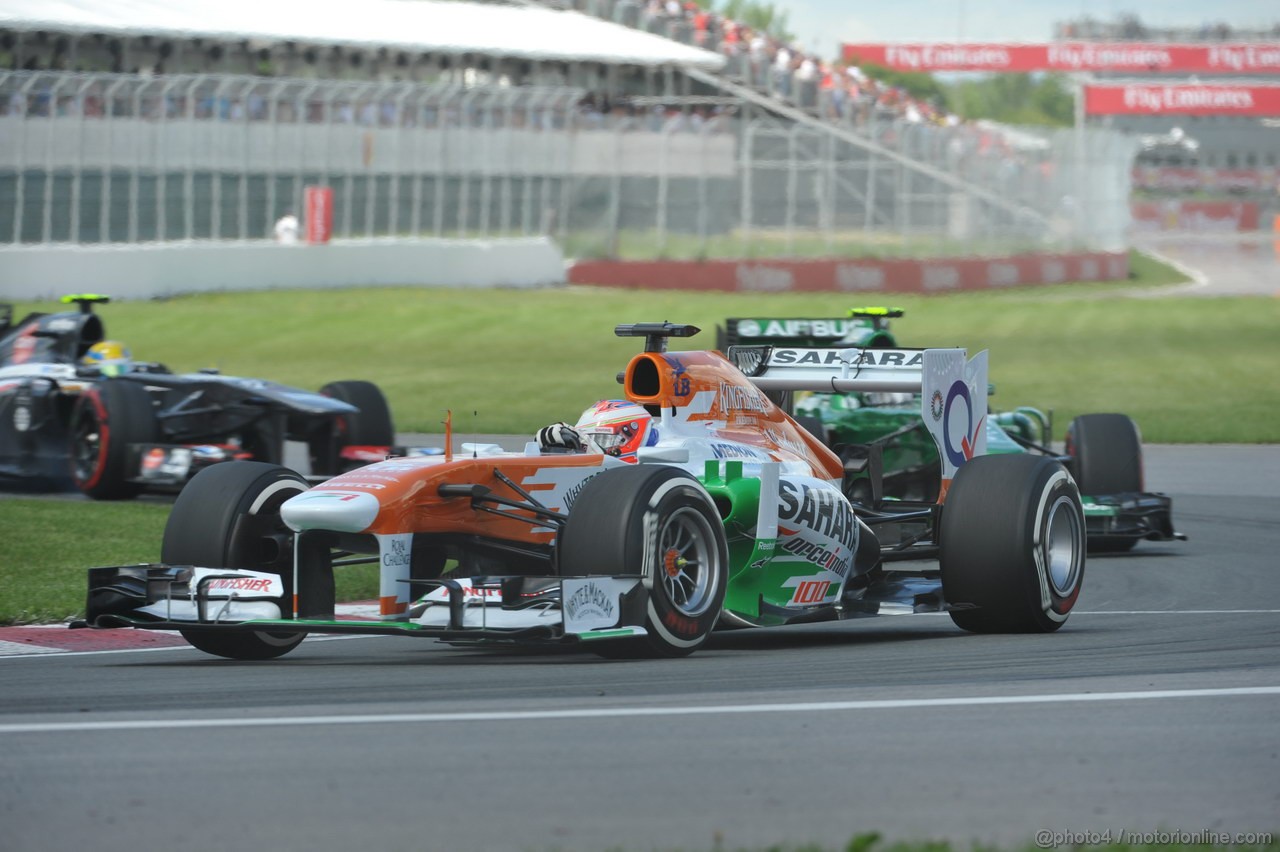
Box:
[0,0,1275,286]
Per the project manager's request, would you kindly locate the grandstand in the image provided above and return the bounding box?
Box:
[0,0,1138,293]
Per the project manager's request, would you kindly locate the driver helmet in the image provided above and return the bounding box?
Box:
[82,340,132,377]
[574,400,658,462]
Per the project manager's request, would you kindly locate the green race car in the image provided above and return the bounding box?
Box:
[718,309,1184,553]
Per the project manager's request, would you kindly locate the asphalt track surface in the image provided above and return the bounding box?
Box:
[2,444,1278,852]
[1133,232,1280,297]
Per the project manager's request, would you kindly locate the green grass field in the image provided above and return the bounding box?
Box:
[4,252,1279,624]
[10,252,1277,443]
[0,499,382,624]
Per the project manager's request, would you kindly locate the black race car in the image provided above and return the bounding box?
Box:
[0,295,395,499]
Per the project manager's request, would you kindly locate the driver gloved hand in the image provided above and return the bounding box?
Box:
[537,423,584,452]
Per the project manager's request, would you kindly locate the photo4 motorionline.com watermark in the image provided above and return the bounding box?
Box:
[1035,829,1273,848]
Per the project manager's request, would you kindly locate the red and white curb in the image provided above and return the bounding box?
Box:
[0,603,381,657]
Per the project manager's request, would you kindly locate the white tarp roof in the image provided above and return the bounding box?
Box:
[0,0,726,70]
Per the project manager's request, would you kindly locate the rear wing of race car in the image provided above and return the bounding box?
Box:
[729,344,988,484]
[717,308,902,350]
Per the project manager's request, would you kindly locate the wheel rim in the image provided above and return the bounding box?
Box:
[251,630,306,645]
[70,406,104,484]
[235,481,308,574]
[657,506,719,617]
[1045,494,1083,596]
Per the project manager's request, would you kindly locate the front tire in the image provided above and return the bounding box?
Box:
[69,378,158,500]
[1066,413,1143,495]
[558,465,728,658]
[940,454,1085,633]
[1066,413,1144,553]
[162,461,310,660]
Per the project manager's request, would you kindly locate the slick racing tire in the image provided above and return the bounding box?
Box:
[558,465,728,658]
[1066,413,1144,553]
[311,380,395,475]
[940,454,1085,634]
[69,378,159,500]
[162,462,309,660]
[1067,413,1143,495]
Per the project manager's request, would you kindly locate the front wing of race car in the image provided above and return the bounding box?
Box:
[75,563,654,647]
[1082,491,1183,546]
[121,442,412,488]
[124,444,251,487]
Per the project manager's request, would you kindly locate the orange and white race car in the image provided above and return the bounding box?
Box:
[79,323,1086,660]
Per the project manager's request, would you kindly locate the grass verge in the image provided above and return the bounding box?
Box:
[0,499,379,624]
[9,251,1275,443]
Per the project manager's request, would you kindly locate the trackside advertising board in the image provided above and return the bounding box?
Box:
[305,185,333,245]
[840,42,1280,73]
[1084,84,1280,117]
[1130,201,1260,233]
[568,252,1129,293]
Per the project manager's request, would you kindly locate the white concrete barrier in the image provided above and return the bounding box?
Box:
[0,238,567,301]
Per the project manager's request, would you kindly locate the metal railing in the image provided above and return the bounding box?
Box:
[0,70,1132,257]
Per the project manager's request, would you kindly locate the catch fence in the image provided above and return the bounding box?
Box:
[0,70,1135,259]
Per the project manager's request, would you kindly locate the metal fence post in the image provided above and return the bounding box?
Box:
[656,120,670,256]
[389,83,410,237]
[154,76,178,242]
[739,120,755,257]
[521,88,547,236]
[210,78,233,240]
[497,87,515,237]
[821,131,834,253]
[126,78,150,242]
[432,86,453,238]
[304,80,323,234]
[406,85,425,238]
[696,120,709,258]
[457,87,480,237]
[70,75,96,243]
[478,89,494,237]
[7,77,27,241]
[785,124,799,256]
[42,74,69,243]
[237,77,253,240]
[555,90,575,242]
[182,76,200,240]
[99,77,128,244]
[265,79,286,238]
[338,82,356,239]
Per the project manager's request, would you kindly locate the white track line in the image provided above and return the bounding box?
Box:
[0,639,64,655]
[2,686,1278,734]
[1077,609,1280,615]
[1130,244,1211,296]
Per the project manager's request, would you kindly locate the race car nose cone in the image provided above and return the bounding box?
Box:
[281,490,380,533]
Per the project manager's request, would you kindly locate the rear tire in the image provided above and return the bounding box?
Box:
[793,414,827,446]
[1066,413,1144,553]
[558,465,728,658]
[162,461,309,660]
[311,380,394,475]
[941,454,1085,633]
[69,378,158,500]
